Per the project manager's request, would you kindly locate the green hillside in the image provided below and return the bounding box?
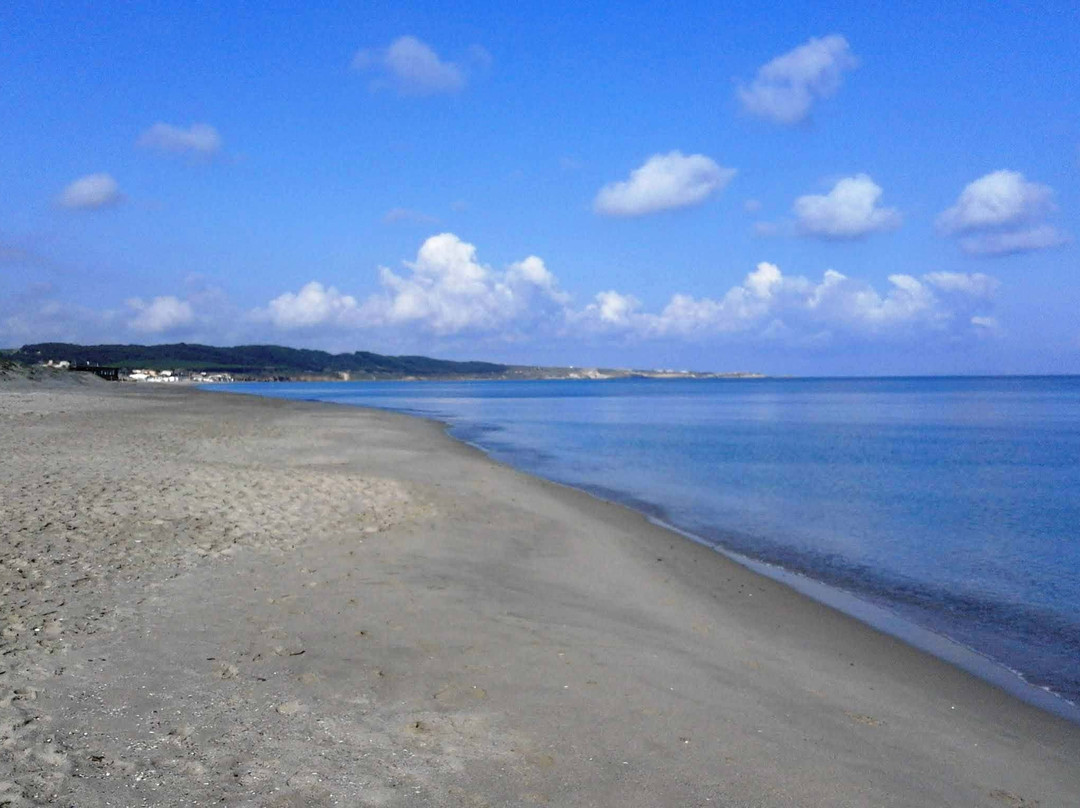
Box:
[12,343,510,378]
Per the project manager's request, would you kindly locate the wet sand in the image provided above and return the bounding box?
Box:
[2,382,1078,807]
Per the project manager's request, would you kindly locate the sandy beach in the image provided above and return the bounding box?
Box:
[2,381,1078,807]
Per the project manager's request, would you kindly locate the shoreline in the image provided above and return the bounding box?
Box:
[216,382,1080,724]
[692,534,1080,722]
[458,429,1080,724]
[3,382,1078,806]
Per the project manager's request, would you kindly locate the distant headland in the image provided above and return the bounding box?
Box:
[2,342,763,383]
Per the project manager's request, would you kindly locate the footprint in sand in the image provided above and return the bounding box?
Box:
[433,682,488,706]
[276,700,303,716]
[273,644,306,657]
[214,662,239,679]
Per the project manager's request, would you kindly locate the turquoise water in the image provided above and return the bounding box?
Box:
[215,377,1080,713]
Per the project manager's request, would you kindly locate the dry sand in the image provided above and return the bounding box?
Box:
[1,381,1077,807]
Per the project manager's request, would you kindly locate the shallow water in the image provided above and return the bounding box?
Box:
[216,376,1080,710]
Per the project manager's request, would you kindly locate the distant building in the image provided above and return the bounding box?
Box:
[125,368,233,383]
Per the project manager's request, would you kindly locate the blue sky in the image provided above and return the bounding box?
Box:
[1,0,1077,375]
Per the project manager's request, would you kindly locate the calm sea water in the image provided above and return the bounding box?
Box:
[215,377,1080,714]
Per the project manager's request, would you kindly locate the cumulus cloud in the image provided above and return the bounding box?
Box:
[5,229,1001,352]
[573,264,997,342]
[255,235,568,336]
[937,170,1066,257]
[58,173,122,210]
[593,151,736,217]
[937,170,1053,233]
[352,36,466,95]
[0,266,247,346]
[137,122,222,157]
[923,271,1000,297]
[506,255,568,302]
[2,282,233,344]
[247,232,997,348]
[581,291,642,327]
[261,282,361,330]
[127,296,195,333]
[737,35,857,125]
[364,233,569,333]
[794,174,901,239]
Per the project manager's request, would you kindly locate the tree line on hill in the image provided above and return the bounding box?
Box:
[10,343,511,379]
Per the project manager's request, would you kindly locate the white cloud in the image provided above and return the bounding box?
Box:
[594,151,736,217]
[137,122,222,156]
[364,233,568,333]
[582,291,642,326]
[249,233,998,347]
[127,296,195,333]
[937,170,1054,234]
[574,264,997,341]
[923,271,1000,297]
[4,229,1002,353]
[794,174,901,239]
[58,173,122,210]
[261,282,361,330]
[506,255,569,303]
[1,282,237,344]
[254,235,568,336]
[352,36,466,95]
[807,272,942,332]
[743,199,763,214]
[737,35,858,125]
[958,226,1069,257]
[937,170,1066,256]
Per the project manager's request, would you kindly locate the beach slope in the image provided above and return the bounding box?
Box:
[2,384,1077,807]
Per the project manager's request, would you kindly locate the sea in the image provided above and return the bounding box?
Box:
[213,376,1080,720]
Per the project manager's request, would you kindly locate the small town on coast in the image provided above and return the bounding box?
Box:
[36,359,235,384]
